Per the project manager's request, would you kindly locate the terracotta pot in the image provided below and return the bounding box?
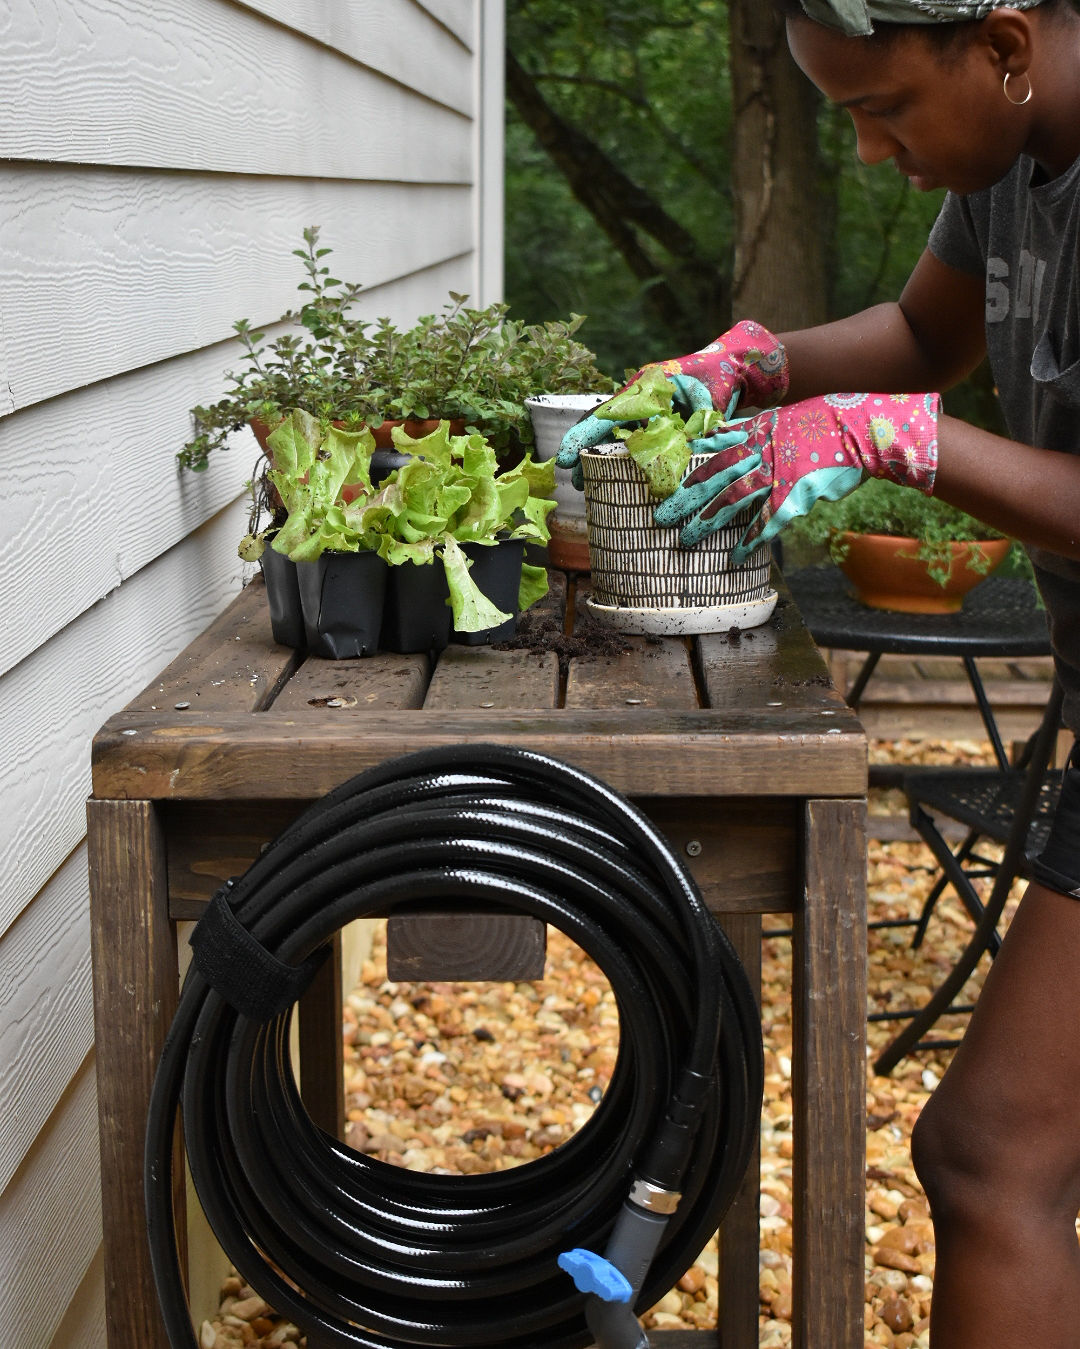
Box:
[370,417,466,449]
[837,532,1011,613]
[251,414,467,451]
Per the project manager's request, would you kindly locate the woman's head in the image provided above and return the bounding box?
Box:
[775,0,1080,193]
[774,0,1063,38]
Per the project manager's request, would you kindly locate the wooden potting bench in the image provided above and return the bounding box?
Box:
[88,566,867,1349]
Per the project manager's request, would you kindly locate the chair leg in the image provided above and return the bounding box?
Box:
[910,807,1003,958]
[910,853,956,950]
[961,654,1009,770]
[876,682,1065,1075]
[909,827,986,950]
[845,650,881,708]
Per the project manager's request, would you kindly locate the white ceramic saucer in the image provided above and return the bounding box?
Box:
[584,589,778,637]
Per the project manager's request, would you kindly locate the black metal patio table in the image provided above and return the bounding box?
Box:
[785,567,1052,769]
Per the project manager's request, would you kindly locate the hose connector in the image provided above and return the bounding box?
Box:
[629,1178,681,1215]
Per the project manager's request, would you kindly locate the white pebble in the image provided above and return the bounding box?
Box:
[921,1068,940,1090]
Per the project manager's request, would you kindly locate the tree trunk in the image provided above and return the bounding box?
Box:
[727,2,828,331]
[505,50,729,350]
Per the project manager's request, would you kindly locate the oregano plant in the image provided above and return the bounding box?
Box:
[179,226,615,472]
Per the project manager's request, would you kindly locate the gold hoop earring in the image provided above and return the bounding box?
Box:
[1003,71,1032,106]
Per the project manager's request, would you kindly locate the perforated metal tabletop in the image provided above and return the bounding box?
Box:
[785,567,1052,770]
[785,567,1050,657]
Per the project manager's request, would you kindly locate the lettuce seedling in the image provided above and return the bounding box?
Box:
[593,371,731,500]
[250,413,556,632]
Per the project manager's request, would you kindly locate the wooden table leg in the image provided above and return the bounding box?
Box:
[715,912,762,1349]
[88,798,180,1349]
[791,798,867,1349]
[298,931,345,1139]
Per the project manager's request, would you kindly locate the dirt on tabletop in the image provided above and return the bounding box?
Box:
[493,595,633,678]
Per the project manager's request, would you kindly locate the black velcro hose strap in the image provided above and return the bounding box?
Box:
[189,884,329,1021]
[145,743,764,1349]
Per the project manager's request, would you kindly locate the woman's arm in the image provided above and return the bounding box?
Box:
[779,250,1080,561]
[779,249,987,399]
[935,418,1080,560]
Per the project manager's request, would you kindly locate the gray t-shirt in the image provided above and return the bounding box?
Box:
[928,153,1080,733]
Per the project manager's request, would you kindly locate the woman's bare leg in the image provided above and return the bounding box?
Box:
[911,881,1080,1347]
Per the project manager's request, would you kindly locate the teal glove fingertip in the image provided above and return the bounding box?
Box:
[571,461,584,492]
[556,414,620,467]
[668,373,715,414]
[654,477,725,528]
[678,514,714,549]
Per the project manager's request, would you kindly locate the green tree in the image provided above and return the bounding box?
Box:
[505,0,990,423]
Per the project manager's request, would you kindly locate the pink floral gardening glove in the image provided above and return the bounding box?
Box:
[653,391,941,563]
[557,320,789,485]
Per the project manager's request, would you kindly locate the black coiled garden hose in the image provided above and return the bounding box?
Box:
[146,743,763,1349]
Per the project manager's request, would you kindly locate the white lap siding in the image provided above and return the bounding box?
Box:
[0,1,502,1342]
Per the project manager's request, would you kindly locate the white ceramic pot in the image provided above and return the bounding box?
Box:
[525,393,610,571]
[580,444,777,635]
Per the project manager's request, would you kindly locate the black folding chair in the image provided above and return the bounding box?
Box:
[872,677,1065,1075]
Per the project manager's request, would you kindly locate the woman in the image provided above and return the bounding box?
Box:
[560,3,1080,1343]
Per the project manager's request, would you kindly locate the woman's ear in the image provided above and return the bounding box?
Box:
[981,7,1035,80]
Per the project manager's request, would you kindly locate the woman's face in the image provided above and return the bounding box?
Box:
[786,16,1030,195]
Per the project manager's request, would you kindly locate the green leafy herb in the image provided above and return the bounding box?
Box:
[180,226,615,472]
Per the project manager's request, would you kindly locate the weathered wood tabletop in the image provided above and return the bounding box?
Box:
[88,565,867,1349]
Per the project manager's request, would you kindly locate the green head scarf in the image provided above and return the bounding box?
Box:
[797,0,1048,36]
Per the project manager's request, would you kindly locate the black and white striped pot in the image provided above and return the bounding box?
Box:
[580,445,777,635]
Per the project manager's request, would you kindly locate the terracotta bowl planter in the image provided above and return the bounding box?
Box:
[370,417,467,448]
[837,532,1012,613]
[579,446,776,635]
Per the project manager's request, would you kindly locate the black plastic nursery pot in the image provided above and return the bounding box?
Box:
[453,538,526,645]
[295,550,388,659]
[380,558,453,654]
[259,541,305,649]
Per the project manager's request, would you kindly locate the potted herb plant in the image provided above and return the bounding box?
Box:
[241,410,556,657]
[575,370,777,635]
[784,477,1026,614]
[179,227,614,478]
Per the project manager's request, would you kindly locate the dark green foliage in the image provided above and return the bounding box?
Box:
[505,0,1002,437]
[506,0,732,366]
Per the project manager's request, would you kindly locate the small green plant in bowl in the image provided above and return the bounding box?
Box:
[180,227,614,473]
[784,477,1029,588]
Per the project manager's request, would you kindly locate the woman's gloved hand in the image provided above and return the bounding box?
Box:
[654,391,940,564]
[556,320,789,488]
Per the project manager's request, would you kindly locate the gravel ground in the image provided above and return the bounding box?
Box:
[200,736,1017,1349]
